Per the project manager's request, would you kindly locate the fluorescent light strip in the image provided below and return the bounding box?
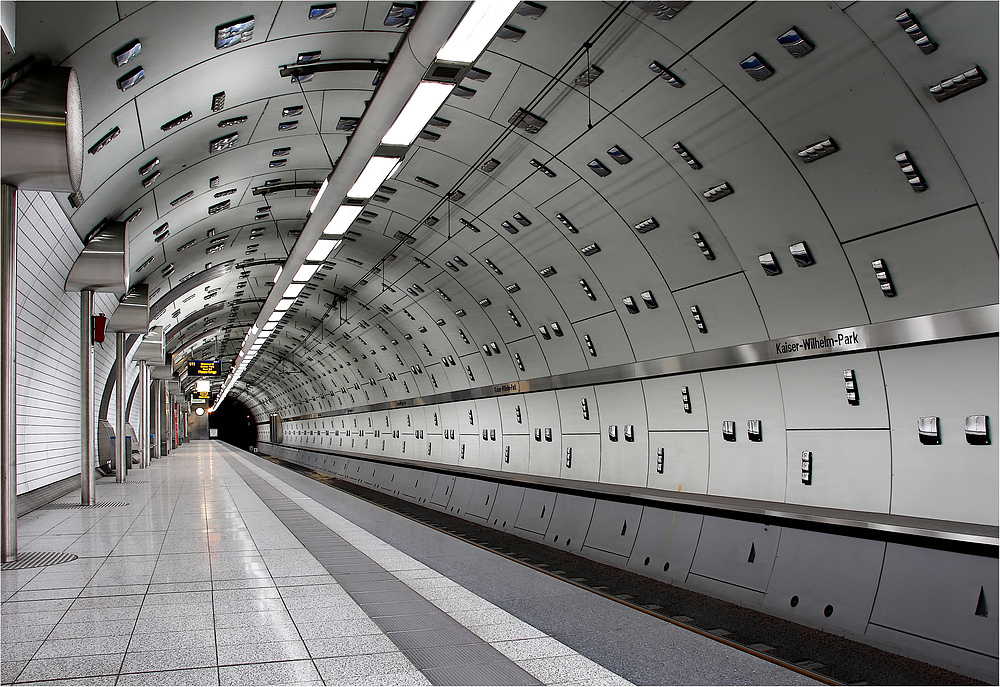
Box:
[381,81,455,146]
[306,238,341,262]
[293,264,319,281]
[324,204,365,236]
[283,283,305,298]
[274,298,295,311]
[267,311,284,322]
[262,322,278,331]
[348,156,402,199]
[436,0,520,63]
[309,178,329,214]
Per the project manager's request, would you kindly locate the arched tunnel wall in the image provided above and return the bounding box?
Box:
[223,3,999,678]
[4,0,996,681]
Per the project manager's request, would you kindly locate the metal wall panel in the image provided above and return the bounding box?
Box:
[777,352,889,429]
[581,499,643,564]
[474,398,502,470]
[502,434,530,475]
[485,484,525,533]
[702,365,788,502]
[625,507,704,586]
[526,391,563,477]
[429,473,456,509]
[555,387,599,434]
[574,312,635,369]
[762,528,885,637]
[508,335,550,380]
[596,381,649,487]
[647,431,710,495]
[543,493,596,554]
[869,543,999,660]
[457,434,479,469]
[561,434,600,483]
[673,273,768,351]
[445,477,476,518]
[689,516,782,599]
[497,394,529,435]
[642,374,708,431]
[513,488,557,540]
[464,480,499,523]
[785,430,891,513]
[879,338,999,525]
[843,208,998,324]
[689,2,976,243]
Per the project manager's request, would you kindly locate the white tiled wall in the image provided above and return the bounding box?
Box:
[14,191,119,495]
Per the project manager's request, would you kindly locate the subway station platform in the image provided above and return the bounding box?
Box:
[0,442,821,686]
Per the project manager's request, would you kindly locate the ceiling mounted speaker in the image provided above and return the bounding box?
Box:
[1,65,84,192]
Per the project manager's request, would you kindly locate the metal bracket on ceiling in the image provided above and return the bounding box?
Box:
[277,59,390,80]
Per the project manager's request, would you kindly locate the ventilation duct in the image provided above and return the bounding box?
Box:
[107,284,149,333]
[64,221,128,293]
[1,64,83,192]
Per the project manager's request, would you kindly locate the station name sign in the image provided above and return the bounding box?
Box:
[188,360,220,376]
[772,328,866,358]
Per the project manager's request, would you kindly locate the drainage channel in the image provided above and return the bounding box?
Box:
[260,454,984,687]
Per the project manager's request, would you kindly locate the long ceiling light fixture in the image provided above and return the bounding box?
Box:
[214,0,518,411]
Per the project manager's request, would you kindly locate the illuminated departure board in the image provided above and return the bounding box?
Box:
[188,360,220,376]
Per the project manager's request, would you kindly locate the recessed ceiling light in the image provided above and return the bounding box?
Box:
[210,133,239,153]
[161,111,192,131]
[88,127,121,155]
[384,3,417,28]
[211,91,226,111]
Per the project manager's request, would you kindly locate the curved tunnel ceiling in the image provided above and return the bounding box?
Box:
[5,1,997,415]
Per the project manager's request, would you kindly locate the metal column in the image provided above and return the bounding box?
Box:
[153,379,163,458]
[115,332,127,482]
[80,290,95,504]
[138,361,149,468]
[2,183,17,562]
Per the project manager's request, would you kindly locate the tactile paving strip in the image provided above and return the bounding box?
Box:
[224,456,542,686]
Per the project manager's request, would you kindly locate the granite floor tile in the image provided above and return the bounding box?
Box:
[33,635,132,659]
[1,660,27,683]
[216,640,311,665]
[16,654,123,683]
[304,634,398,659]
[126,628,217,652]
[218,660,322,686]
[311,651,422,681]
[116,667,220,685]
[120,647,218,674]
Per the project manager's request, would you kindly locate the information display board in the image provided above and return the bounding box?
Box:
[188,360,220,376]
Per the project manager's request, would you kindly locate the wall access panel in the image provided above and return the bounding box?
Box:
[673,273,769,351]
[647,431,710,494]
[497,394,529,435]
[543,493,597,554]
[762,527,885,637]
[688,516,782,605]
[560,434,600,483]
[502,434,530,474]
[879,338,999,526]
[513,488,558,542]
[575,311,637,369]
[642,374,709,431]
[777,352,889,429]
[464,479,500,523]
[625,507,704,587]
[847,1,998,240]
[785,429,891,513]
[690,2,977,243]
[843,207,998,324]
[595,381,649,487]
[868,543,999,681]
[580,499,643,566]
[486,484,525,532]
[703,364,788,503]
[555,387,598,434]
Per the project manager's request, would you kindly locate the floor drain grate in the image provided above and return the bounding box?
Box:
[39,501,129,509]
[1,551,79,570]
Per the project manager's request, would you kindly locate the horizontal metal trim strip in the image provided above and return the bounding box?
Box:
[285,305,998,421]
[259,442,999,549]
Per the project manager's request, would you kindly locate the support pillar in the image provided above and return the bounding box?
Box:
[115,332,126,482]
[138,361,149,468]
[1,183,17,562]
[80,290,95,504]
[155,380,162,457]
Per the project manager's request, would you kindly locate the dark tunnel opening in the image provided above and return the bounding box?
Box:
[209,398,257,451]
